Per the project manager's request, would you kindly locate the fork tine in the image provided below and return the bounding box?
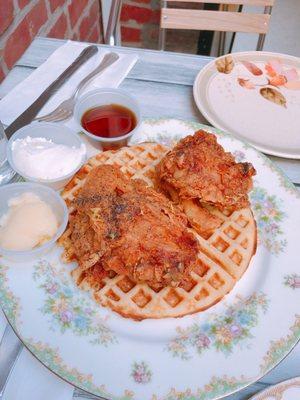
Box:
[37,108,67,122]
[46,110,73,122]
[36,107,63,121]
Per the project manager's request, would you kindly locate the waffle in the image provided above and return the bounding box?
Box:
[59,143,256,320]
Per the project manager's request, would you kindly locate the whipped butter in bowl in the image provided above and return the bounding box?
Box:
[0,183,68,261]
[0,192,58,251]
[7,123,86,190]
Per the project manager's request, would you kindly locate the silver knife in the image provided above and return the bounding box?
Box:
[0,324,23,399]
[5,44,98,139]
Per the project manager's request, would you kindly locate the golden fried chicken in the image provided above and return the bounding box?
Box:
[156,130,256,237]
[69,165,199,288]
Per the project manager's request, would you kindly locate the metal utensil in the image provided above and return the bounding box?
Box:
[5,45,98,139]
[0,324,23,399]
[36,52,119,123]
[105,0,123,46]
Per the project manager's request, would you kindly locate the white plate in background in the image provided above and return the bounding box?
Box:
[193,51,300,159]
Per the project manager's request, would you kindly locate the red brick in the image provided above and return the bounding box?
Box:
[87,24,101,43]
[150,27,158,40]
[49,0,65,13]
[151,9,160,24]
[121,26,141,42]
[79,16,91,40]
[48,13,67,39]
[26,0,48,37]
[71,31,79,41]
[0,0,14,35]
[99,22,103,42]
[0,65,6,83]
[68,0,89,28]
[79,1,99,40]
[92,21,103,44]
[131,0,151,3]
[121,4,159,24]
[3,18,31,69]
[18,0,31,9]
[90,0,100,15]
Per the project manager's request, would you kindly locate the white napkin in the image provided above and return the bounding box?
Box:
[0,40,138,131]
[2,348,74,400]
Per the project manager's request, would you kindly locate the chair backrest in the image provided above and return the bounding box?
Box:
[161,0,274,34]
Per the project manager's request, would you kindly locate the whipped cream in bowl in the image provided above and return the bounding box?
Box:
[7,122,87,190]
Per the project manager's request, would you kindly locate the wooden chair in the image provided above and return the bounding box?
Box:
[159,0,275,54]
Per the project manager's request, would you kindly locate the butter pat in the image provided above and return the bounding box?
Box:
[0,192,58,251]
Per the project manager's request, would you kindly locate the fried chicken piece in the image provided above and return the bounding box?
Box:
[69,165,199,288]
[156,130,256,236]
[181,199,223,239]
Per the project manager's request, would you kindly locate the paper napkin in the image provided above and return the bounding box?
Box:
[0,40,138,131]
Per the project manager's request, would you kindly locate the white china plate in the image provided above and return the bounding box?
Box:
[1,119,300,400]
[193,51,300,159]
[250,377,300,400]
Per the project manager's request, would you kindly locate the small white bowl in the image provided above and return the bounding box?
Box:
[7,122,87,190]
[73,88,141,150]
[0,183,68,262]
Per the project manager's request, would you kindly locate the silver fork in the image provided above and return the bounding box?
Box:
[36,52,119,123]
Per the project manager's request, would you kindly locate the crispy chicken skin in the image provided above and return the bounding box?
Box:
[156,130,256,236]
[157,130,256,209]
[69,165,199,288]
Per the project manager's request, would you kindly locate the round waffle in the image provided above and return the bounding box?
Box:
[59,143,256,320]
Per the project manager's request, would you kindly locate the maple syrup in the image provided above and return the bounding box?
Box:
[81,104,137,139]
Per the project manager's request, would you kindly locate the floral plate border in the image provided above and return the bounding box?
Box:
[0,118,300,400]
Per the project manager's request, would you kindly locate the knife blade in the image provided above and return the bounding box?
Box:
[5,44,98,139]
[0,324,23,399]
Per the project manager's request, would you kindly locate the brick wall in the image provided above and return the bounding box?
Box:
[119,1,202,53]
[0,0,103,82]
[121,0,160,49]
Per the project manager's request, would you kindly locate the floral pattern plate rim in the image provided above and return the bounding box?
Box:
[1,118,300,400]
[193,51,300,159]
[249,376,300,400]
